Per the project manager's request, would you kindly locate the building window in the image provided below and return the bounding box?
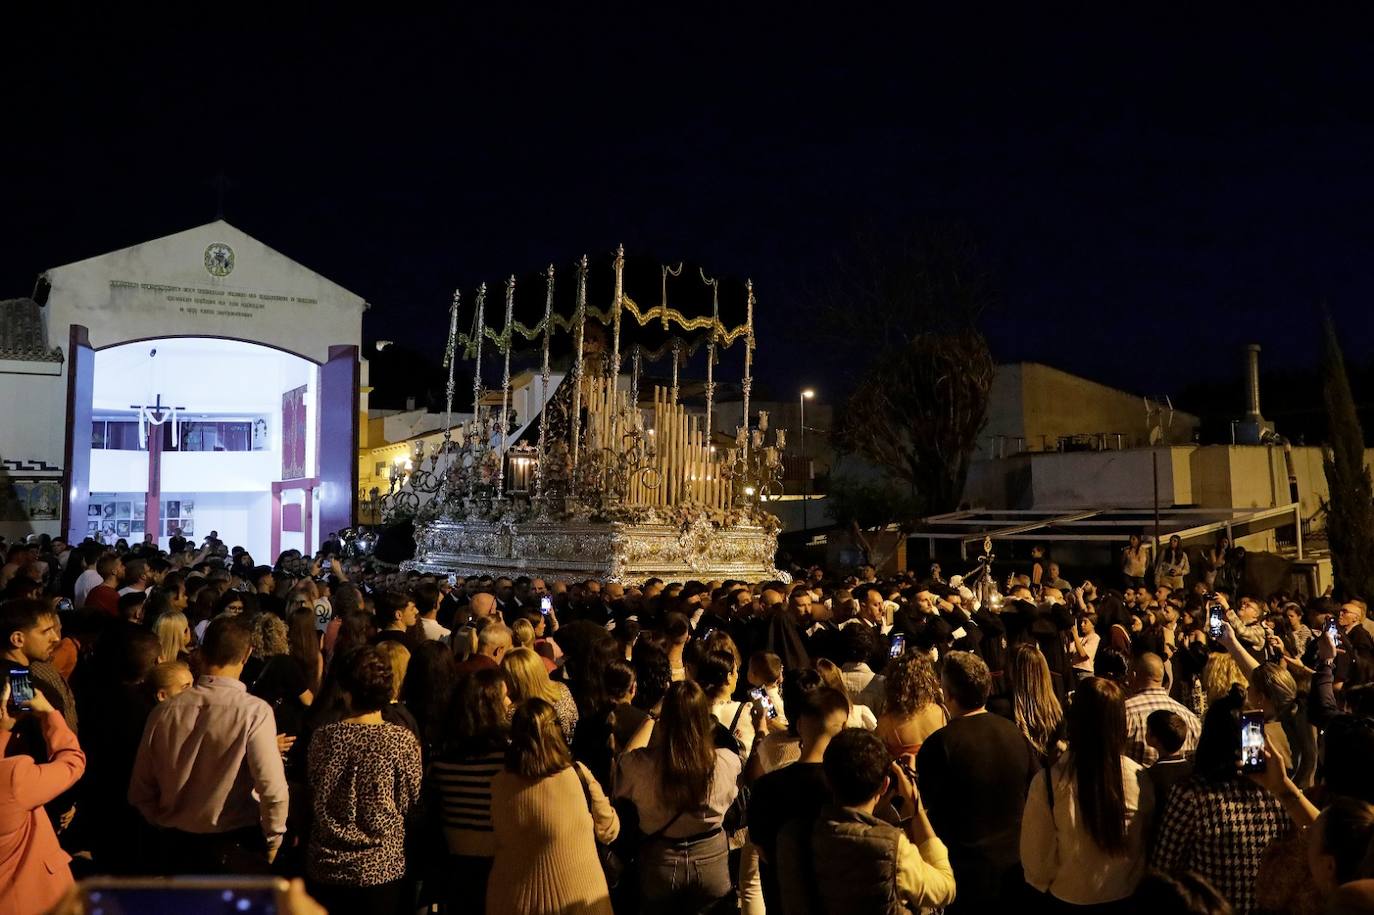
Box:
[375,461,387,477]
[92,418,261,452]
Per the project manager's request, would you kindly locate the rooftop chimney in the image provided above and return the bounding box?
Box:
[1234,343,1275,444]
[1244,343,1263,422]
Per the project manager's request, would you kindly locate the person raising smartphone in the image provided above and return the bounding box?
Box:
[0,681,86,915]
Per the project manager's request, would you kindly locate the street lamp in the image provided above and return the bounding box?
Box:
[800,389,815,534]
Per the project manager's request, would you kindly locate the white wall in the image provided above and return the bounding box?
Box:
[0,361,66,469]
[0,361,68,542]
[44,220,364,365]
[1028,447,1190,510]
[160,490,272,561]
[90,450,150,493]
[160,451,283,492]
[92,338,316,415]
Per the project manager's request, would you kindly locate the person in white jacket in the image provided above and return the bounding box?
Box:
[1020,676,1154,909]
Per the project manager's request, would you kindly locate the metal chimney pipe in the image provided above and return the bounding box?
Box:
[1244,343,1263,421]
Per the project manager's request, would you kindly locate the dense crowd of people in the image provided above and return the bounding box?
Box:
[3,529,1374,914]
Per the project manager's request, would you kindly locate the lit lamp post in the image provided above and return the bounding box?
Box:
[800,389,815,534]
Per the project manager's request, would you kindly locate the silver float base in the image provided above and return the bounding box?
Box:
[404,518,783,583]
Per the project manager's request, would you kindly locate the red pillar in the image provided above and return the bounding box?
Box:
[270,483,282,562]
[146,422,162,546]
[303,485,314,556]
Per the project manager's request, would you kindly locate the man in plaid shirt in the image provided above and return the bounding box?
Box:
[1125,652,1202,765]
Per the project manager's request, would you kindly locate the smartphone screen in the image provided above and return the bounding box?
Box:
[447,573,458,587]
[889,634,906,659]
[1240,710,1266,774]
[1328,618,1341,640]
[80,877,288,914]
[7,667,33,711]
[540,595,553,616]
[749,687,779,719]
[1208,607,1224,638]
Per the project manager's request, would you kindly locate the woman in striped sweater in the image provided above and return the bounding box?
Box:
[431,667,511,913]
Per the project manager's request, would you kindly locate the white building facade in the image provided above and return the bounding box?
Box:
[0,220,367,561]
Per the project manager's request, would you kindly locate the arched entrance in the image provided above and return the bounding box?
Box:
[64,334,358,561]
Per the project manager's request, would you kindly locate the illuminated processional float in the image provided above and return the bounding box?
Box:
[381,247,787,582]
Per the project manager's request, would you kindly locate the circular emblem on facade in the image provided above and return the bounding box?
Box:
[204,242,235,277]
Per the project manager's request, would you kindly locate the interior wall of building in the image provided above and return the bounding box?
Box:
[88,338,319,556]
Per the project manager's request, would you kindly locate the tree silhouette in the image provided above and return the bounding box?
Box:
[1320,314,1374,601]
[823,226,997,517]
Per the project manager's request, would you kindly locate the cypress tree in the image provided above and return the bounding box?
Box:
[1320,314,1374,601]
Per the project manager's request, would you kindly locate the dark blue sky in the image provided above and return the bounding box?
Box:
[6,5,1374,406]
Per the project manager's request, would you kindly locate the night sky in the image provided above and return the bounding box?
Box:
[7,6,1374,417]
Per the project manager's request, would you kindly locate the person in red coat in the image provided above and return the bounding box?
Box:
[0,682,86,915]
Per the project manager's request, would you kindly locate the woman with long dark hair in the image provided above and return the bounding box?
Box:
[487,698,619,915]
[1156,535,1190,592]
[431,667,512,913]
[1020,676,1153,910]
[616,680,743,914]
[330,611,374,669]
[287,606,323,697]
[401,640,458,762]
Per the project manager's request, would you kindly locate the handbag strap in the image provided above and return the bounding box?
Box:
[1043,758,1055,816]
[574,763,684,841]
[728,700,748,733]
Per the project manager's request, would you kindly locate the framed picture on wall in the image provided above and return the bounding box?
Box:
[166,500,181,519]
[180,520,194,537]
[28,483,60,521]
[88,503,102,518]
[133,502,145,520]
[116,521,131,537]
[131,520,144,534]
[181,501,194,518]
[103,503,116,519]
[87,521,98,533]
[115,501,131,518]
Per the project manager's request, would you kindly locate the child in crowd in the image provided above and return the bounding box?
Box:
[748,650,788,728]
[1145,709,1194,833]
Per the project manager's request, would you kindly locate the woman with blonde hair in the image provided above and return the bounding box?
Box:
[1201,652,1245,708]
[512,617,536,649]
[487,698,619,915]
[502,646,578,743]
[1007,642,1065,764]
[246,611,313,738]
[152,610,192,664]
[452,625,478,663]
[373,640,422,741]
[512,617,555,673]
[874,651,947,759]
[1218,620,1307,780]
[815,658,877,730]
